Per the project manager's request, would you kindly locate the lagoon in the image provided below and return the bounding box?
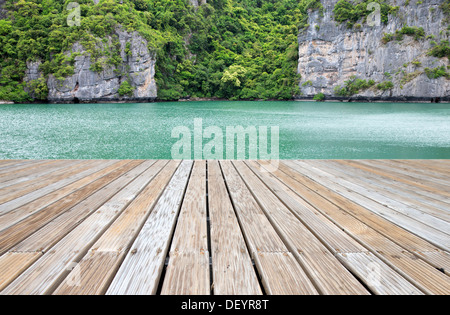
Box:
[0,101,449,159]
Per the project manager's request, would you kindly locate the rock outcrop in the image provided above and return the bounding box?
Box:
[297,0,449,101]
[39,27,157,103]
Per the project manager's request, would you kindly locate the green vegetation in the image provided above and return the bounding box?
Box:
[333,0,398,28]
[0,0,326,102]
[117,80,134,96]
[400,70,422,85]
[375,81,394,90]
[333,76,375,96]
[313,92,325,101]
[442,0,450,21]
[428,40,450,59]
[381,26,425,44]
[424,66,449,79]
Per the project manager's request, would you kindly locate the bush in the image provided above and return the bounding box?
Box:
[118,80,134,96]
[376,81,394,90]
[428,41,450,59]
[381,26,425,43]
[424,66,449,79]
[334,76,375,96]
[313,92,325,101]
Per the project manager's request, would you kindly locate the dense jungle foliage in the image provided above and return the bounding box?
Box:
[0,0,324,102]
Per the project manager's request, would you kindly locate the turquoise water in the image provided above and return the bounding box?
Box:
[0,101,449,159]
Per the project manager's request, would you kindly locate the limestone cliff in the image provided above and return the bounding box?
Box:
[297,0,449,101]
[26,27,157,103]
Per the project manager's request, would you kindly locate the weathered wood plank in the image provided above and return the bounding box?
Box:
[339,160,450,204]
[207,160,262,295]
[0,160,87,205]
[0,252,42,291]
[0,160,35,170]
[51,160,182,295]
[0,160,50,178]
[398,160,450,176]
[0,160,123,231]
[233,161,369,295]
[0,160,83,190]
[0,159,448,295]
[0,160,140,255]
[11,160,156,253]
[220,160,318,295]
[307,160,450,232]
[105,160,193,295]
[278,161,450,294]
[291,160,450,252]
[332,160,450,222]
[161,160,209,295]
[337,252,423,295]
[247,160,423,295]
[355,160,450,198]
[1,160,167,295]
[374,160,450,186]
[0,160,114,214]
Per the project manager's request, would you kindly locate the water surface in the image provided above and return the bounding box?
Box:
[0,101,449,159]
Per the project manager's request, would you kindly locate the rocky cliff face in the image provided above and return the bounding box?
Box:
[27,27,157,103]
[298,0,449,101]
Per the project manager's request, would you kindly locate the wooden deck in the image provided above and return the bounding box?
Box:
[0,159,448,295]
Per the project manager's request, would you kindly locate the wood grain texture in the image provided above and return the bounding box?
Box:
[0,160,448,295]
[207,160,262,295]
[106,160,193,295]
[161,160,210,295]
[1,160,166,295]
[52,160,181,295]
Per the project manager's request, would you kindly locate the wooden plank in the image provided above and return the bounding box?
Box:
[0,160,122,231]
[1,160,168,295]
[0,252,42,291]
[355,160,450,198]
[0,160,88,205]
[161,160,209,295]
[339,160,450,204]
[333,160,450,221]
[291,160,450,252]
[0,160,83,190]
[277,161,450,294]
[375,160,450,185]
[308,160,450,233]
[11,160,156,253]
[337,252,423,295]
[206,160,262,295]
[0,160,50,178]
[0,160,140,255]
[233,161,369,295]
[276,161,450,275]
[0,160,35,170]
[105,160,193,295]
[0,160,72,185]
[0,160,114,214]
[247,160,423,295]
[399,160,450,175]
[245,160,365,254]
[220,160,318,295]
[52,160,182,295]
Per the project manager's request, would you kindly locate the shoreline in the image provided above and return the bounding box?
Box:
[2,95,449,104]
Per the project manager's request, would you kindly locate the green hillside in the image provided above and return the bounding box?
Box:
[0,0,323,102]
